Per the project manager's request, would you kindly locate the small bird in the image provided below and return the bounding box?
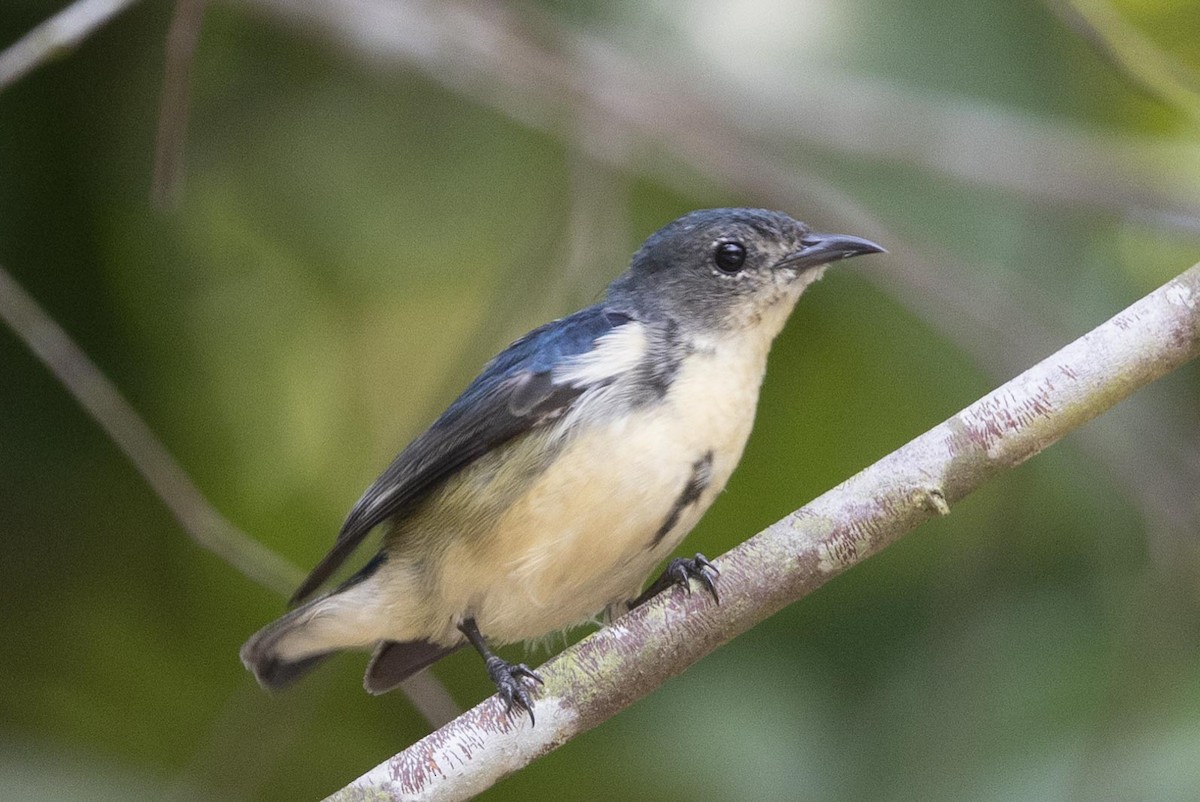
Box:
[241,208,883,722]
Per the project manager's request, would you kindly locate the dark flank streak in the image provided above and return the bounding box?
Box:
[626,318,691,406]
[650,451,714,548]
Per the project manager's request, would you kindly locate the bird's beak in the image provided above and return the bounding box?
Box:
[778,232,886,271]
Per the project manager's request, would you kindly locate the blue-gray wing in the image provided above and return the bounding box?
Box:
[289,305,635,604]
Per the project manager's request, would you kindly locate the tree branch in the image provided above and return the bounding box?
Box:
[0,263,303,595]
[1046,0,1200,126]
[327,262,1200,801]
[0,263,461,727]
[239,0,1200,230]
[0,0,144,91]
[152,0,208,208]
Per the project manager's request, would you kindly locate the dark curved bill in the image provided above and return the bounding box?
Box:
[778,232,886,271]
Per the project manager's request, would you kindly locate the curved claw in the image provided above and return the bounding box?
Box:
[629,552,722,609]
[512,663,545,685]
[693,553,720,576]
[486,657,543,725]
[694,567,719,603]
[667,561,693,593]
[507,686,535,725]
[666,553,720,604]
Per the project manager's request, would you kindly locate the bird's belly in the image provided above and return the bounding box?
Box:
[438,426,708,642]
[434,347,764,644]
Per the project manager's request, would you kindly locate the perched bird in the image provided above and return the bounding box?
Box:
[241,208,884,721]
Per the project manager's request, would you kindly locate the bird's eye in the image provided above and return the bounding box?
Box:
[713,241,747,273]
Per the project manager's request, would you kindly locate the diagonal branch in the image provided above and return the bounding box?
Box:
[328,262,1200,801]
[0,263,462,727]
[152,0,209,208]
[239,0,1200,229]
[0,0,145,91]
[1046,0,1200,126]
[0,264,303,595]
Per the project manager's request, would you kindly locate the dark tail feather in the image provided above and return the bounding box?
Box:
[240,602,338,691]
[249,651,333,691]
[364,639,461,695]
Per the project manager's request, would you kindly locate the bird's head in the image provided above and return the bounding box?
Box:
[610,208,885,336]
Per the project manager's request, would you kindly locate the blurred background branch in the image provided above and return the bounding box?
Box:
[0,262,303,595]
[1047,0,1200,126]
[237,0,1200,227]
[0,262,460,728]
[0,0,143,90]
[152,0,208,209]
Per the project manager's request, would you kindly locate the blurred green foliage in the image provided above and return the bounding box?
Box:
[1,0,1198,800]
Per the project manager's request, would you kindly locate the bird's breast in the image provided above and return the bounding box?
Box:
[433,339,770,643]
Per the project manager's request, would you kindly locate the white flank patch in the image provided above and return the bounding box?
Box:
[553,321,647,387]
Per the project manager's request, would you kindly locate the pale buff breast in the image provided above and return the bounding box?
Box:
[432,331,775,644]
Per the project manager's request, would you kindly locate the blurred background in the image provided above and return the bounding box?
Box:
[2,0,1199,799]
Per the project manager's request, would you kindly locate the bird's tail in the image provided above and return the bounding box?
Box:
[240,589,381,691]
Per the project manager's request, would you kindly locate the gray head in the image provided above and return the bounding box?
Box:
[608,208,884,333]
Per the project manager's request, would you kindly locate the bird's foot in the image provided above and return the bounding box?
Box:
[485,656,543,725]
[665,553,720,603]
[630,552,720,608]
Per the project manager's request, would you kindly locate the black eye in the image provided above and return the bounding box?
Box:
[713,241,746,273]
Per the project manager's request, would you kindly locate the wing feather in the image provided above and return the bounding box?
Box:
[289,306,637,604]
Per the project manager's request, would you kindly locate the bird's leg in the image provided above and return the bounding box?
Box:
[457,617,543,725]
[629,553,720,609]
